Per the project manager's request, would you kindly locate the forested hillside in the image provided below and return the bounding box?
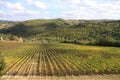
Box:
[0,19,120,46]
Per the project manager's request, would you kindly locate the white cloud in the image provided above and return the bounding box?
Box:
[0,1,25,11]
[0,0,40,21]
[58,0,80,4]
[27,0,47,9]
[61,7,97,19]
[34,1,46,9]
[0,10,5,14]
[26,10,39,15]
[12,9,39,16]
[84,0,120,10]
[27,0,33,5]
[5,2,25,10]
[60,0,120,19]
[84,0,98,8]
[0,9,40,21]
[1,0,120,20]
[68,0,80,3]
[0,0,39,15]
[0,10,7,20]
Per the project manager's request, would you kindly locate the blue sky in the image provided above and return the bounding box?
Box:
[0,0,120,21]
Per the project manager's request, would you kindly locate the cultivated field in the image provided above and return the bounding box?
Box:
[0,41,120,80]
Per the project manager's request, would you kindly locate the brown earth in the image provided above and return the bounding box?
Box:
[0,74,120,80]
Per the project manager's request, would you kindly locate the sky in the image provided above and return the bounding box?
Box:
[0,0,120,21]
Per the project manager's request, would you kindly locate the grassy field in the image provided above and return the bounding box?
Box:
[0,41,120,79]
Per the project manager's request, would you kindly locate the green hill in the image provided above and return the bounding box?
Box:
[0,19,120,46]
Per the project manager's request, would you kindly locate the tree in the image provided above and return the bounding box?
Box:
[10,35,19,41]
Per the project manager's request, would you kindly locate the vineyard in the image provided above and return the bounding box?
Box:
[0,41,120,79]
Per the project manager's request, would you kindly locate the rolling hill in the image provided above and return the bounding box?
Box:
[0,19,120,46]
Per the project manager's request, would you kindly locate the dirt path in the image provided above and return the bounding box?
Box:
[0,74,120,80]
